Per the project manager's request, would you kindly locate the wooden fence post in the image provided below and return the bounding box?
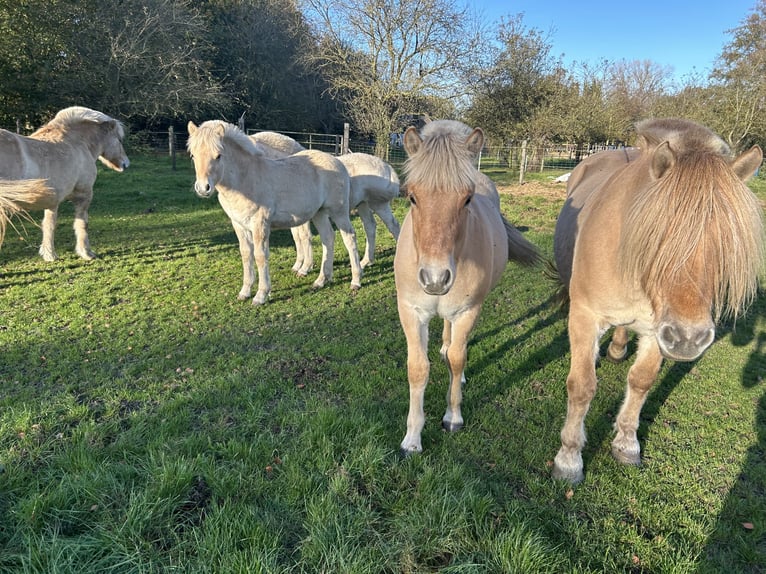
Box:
[342,123,350,155]
[169,126,176,171]
[519,139,527,184]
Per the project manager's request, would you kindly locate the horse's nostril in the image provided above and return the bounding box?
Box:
[660,324,680,346]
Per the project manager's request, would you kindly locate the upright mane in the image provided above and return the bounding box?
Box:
[187,120,259,157]
[32,106,125,140]
[403,120,479,194]
[619,118,764,320]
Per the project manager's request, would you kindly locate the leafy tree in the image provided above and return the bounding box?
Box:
[201,0,340,132]
[465,15,565,144]
[0,0,224,128]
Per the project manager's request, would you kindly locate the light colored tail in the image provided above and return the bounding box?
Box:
[0,179,55,248]
[503,216,541,266]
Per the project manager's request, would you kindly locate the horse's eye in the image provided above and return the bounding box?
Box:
[408,194,417,206]
[215,154,221,161]
[464,195,472,206]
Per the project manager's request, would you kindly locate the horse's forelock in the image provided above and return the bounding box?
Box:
[619,150,764,320]
[404,123,478,194]
[188,121,257,157]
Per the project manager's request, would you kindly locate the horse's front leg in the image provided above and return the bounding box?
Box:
[39,207,59,261]
[440,308,480,432]
[399,303,430,455]
[611,335,663,465]
[552,305,602,484]
[250,218,271,305]
[71,194,96,260]
[231,223,255,301]
[290,223,313,276]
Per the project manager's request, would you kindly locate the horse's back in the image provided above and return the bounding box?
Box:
[339,153,400,206]
[554,148,640,286]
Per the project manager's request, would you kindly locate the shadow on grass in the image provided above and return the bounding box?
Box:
[699,297,766,572]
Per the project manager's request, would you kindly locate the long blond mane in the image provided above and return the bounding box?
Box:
[187,120,259,158]
[619,119,765,320]
[403,120,479,194]
[32,106,125,140]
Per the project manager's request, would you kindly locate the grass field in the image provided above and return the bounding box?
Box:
[0,154,764,573]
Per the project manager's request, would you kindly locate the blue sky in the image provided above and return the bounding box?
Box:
[474,0,756,80]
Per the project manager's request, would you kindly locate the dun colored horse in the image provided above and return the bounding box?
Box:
[187,120,362,305]
[552,118,764,483]
[395,120,539,454]
[0,106,129,260]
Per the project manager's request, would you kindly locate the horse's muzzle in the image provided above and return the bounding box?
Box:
[657,321,715,361]
[194,182,216,198]
[418,265,454,296]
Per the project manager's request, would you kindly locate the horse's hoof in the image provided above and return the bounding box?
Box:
[399,446,421,458]
[611,445,641,466]
[236,294,250,301]
[551,464,584,484]
[252,294,268,306]
[441,420,463,432]
[605,345,628,363]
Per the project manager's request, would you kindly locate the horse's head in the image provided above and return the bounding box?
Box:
[187,121,226,198]
[622,129,764,361]
[97,120,130,172]
[403,121,484,296]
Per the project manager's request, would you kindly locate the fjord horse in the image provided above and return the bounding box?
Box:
[187,120,362,305]
[0,106,129,260]
[396,120,540,454]
[552,118,764,483]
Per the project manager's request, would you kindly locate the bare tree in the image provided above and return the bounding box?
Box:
[302,0,480,155]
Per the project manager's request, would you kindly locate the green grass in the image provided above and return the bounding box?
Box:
[0,155,764,573]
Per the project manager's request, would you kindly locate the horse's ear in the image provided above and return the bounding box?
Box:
[188,121,198,135]
[650,141,676,180]
[403,126,422,155]
[465,128,484,156]
[732,145,763,182]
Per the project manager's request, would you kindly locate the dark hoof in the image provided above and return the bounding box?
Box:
[442,420,463,432]
[399,447,420,458]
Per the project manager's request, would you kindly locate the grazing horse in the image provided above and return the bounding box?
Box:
[0,106,129,260]
[552,118,764,483]
[187,120,362,305]
[338,152,401,268]
[251,133,402,273]
[395,120,540,454]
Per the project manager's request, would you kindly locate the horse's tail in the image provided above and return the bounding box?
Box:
[503,216,541,267]
[0,179,54,247]
[543,258,570,310]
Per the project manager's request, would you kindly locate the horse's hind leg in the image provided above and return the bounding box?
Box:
[441,309,480,433]
[310,211,335,288]
[611,336,662,466]
[356,202,376,268]
[329,210,362,290]
[606,326,630,362]
[552,306,602,484]
[290,223,313,276]
[39,207,59,261]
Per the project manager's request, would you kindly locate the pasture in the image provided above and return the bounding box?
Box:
[0,154,763,573]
